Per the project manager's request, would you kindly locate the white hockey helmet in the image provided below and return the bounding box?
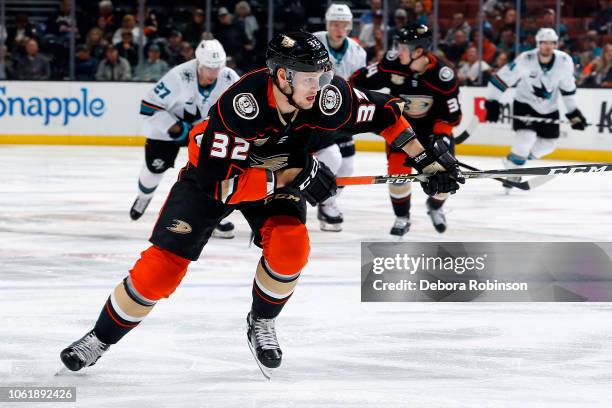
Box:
[195,39,226,69]
[535,28,559,44]
[325,3,353,31]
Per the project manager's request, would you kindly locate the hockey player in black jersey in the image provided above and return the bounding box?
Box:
[60,31,463,378]
[351,24,463,236]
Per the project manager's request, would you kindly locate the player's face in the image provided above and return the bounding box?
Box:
[197,65,220,86]
[327,21,351,44]
[398,44,422,65]
[282,69,333,109]
[538,41,556,57]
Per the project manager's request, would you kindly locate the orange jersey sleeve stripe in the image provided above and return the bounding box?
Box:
[433,121,455,136]
[379,115,410,145]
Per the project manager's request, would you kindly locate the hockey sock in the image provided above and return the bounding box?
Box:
[93,277,156,344]
[137,165,164,197]
[251,257,300,319]
[390,194,411,217]
[426,196,446,210]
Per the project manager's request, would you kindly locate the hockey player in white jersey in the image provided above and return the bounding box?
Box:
[131,39,240,237]
[311,3,367,231]
[484,28,587,192]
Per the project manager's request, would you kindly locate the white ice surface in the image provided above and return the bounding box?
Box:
[1,146,612,408]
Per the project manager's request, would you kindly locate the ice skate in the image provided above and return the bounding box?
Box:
[130,195,152,220]
[247,312,282,379]
[390,216,411,237]
[212,220,235,239]
[317,203,343,232]
[60,330,110,372]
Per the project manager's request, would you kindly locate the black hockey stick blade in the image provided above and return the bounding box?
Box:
[454,117,478,145]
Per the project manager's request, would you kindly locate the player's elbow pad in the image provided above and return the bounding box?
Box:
[391,127,417,149]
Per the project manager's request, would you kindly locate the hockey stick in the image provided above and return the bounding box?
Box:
[457,161,555,191]
[454,116,479,144]
[502,114,610,129]
[337,163,612,186]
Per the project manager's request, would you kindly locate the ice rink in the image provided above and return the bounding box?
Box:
[1,145,612,408]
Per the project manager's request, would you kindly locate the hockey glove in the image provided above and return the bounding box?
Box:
[405,138,465,196]
[484,100,501,122]
[565,109,587,131]
[290,155,337,206]
[168,120,191,142]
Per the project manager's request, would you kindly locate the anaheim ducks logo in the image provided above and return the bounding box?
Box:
[250,153,289,171]
[166,219,192,235]
[400,94,434,118]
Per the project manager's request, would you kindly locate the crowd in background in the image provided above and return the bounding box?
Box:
[0,0,610,87]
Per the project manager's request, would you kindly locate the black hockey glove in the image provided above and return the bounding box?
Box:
[565,109,587,131]
[168,120,191,142]
[484,100,501,123]
[290,155,337,206]
[405,139,465,196]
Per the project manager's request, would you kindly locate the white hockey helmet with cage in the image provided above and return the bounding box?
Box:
[195,39,227,69]
[325,3,353,31]
[535,28,559,44]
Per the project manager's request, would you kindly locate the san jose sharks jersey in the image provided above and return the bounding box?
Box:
[313,31,367,80]
[139,59,240,141]
[486,49,578,115]
[185,68,411,205]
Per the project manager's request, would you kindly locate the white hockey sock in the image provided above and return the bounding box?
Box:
[137,164,164,197]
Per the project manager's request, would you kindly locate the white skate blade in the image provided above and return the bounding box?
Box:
[211,229,235,239]
[247,338,273,381]
[319,220,342,232]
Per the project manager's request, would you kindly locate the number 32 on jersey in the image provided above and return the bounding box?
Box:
[198,132,250,160]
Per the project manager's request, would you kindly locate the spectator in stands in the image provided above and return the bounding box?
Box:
[143,7,160,42]
[471,30,497,63]
[97,0,118,42]
[497,27,516,60]
[183,9,206,46]
[74,44,97,81]
[213,7,253,72]
[580,31,603,67]
[165,31,183,67]
[360,0,382,30]
[235,1,260,46]
[541,9,568,44]
[457,45,491,85]
[491,51,508,75]
[579,43,612,87]
[442,13,471,45]
[86,27,108,61]
[48,0,80,43]
[134,44,169,82]
[398,0,417,22]
[359,10,388,52]
[500,8,516,33]
[115,30,138,67]
[96,44,131,81]
[388,9,409,44]
[589,0,611,34]
[7,14,38,53]
[413,2,428,26]
[12,39,50,80]
[178,41,195,63]
[112,14,142,45]
[520,29,537,52]
[442,29,468,66]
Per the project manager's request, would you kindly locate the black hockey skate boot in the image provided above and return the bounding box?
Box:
[390,216,411,237]
[247,312,282,379]
[317,203,343,232]
[212,220,235,239]
[60,330,110,371]
[426,198,447,233]
[130,195,152,220]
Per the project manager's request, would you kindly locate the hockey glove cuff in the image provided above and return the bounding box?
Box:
[565,109,587,131]
[290,155,337,206]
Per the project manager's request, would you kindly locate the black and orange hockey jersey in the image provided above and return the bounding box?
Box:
[187,67,411,205]
[350,52,462,140]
